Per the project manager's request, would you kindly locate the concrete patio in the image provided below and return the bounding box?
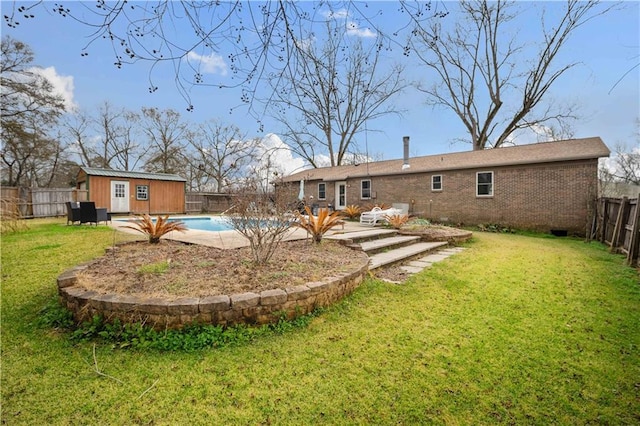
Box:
[108,216,366,249]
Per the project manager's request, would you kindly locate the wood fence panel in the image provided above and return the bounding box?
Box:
[185,192,235,214]
[185,193,204,213]
[627,199,640,266]
[595,195,640,267]
[0,187,88,218]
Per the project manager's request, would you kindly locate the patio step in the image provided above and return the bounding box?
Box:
[351,235,422,255]
[368,241,447,270]
[325,228,398,245]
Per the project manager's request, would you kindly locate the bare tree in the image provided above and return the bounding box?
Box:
[607,143,640,185]
[93,101,128,169]
[185,120,259,192]
[113,110,144,171]
[63,110,94,167]
[64,105,144,171]
[269,14,406,167]
[0,36,66,186]
[141,107,187,174]
[407,0,614,150]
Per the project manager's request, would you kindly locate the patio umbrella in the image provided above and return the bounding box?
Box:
[298,179,305,200]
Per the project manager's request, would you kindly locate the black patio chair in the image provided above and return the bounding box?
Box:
[79,201,110,225]
[65,201,81,225]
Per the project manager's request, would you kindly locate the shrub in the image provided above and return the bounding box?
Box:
[0,198,28,234]
[364,202,391,211]
[477,223,515,233]
[123,214,187,244]
[63,309,324,351]
[225,183,294,265]
[295,206,344,243]
[409,218,431,226]
[384,213,410,229]
[342,205,362,220]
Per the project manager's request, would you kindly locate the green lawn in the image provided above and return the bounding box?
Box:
[2,219,639,424]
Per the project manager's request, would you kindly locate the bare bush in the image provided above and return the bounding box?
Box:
[1,198,28,234]
[225,183,296,265]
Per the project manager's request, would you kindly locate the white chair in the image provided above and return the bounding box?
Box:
[359,206,402,226]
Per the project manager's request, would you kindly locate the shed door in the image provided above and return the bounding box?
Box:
[110,180,130,213]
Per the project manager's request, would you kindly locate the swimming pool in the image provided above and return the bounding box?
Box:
[168,216,234,232]
[116,216,235,232]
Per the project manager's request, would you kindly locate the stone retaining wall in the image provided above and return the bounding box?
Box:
[58,260,369,330]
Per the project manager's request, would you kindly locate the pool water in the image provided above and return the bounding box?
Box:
[117,216,235,232]
[168,216,234,232]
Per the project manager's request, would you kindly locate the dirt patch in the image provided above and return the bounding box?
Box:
[77,239,369,299]
[370,265,413,283]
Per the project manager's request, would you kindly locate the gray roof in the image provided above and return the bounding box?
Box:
[80,167,187,182]
[281,137,610,182]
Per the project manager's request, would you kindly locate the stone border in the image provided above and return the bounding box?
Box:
[58,258,369,330]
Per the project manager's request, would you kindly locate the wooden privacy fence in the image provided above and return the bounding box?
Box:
[0,187,88,218]
[185,192,235,214]
[592,195,640,267]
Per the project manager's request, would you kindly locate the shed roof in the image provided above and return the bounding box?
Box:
[79,167,186,182]
[281,137,610,182]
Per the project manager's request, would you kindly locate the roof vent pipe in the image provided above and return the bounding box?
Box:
[402,136,410,170]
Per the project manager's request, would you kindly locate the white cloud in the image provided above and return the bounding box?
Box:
[322,8,376,38]
[499,123,564,147]
[294,36,315,53]
[323,8,349,20]
[258,133,307,176]
[313,154,332,168]
[186,51,227,76]
[345,21,377,38]
[30,66,77,111]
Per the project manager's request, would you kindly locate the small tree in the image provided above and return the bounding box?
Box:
[225,182,295,265]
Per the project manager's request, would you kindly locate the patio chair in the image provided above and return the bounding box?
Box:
[79,201,110,225]
[65,201,81,225]
[359,206,402,226]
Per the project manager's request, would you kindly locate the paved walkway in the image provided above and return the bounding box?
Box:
[398,246,467,274]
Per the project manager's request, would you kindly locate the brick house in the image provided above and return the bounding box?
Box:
[277,137,610,234]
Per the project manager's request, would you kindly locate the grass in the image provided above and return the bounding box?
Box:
[2,218,639,424]
[137,260,171,275]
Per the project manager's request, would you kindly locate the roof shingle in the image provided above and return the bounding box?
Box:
[281,137,609,182]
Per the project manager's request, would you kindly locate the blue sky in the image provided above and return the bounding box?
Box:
[2,1,638,167]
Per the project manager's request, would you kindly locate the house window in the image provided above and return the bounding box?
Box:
[318,183,326,200]
[361,179,371,199]
[432,175,442,191]
[476,172,493,197]
[136,185,149,201]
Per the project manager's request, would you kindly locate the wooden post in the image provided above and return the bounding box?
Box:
[600,198,609,244]
[610,196,628,253]
[626,193,640,267]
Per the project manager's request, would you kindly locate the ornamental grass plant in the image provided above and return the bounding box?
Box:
[122,214,187,244]
[294,206,344,243]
